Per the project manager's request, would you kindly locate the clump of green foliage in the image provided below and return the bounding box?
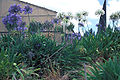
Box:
[87,56,120,80]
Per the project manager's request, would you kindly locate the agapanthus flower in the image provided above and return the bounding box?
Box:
[23,5,32,14]
[66,16,70,19]
[68,35,71,39]
[57,13,65,20]
[117,27,120,31]
[17,21,27,31]
[77,33,81,40]
[2,14,22,26]
[72,32,77,37]
[18,21,26,27]
[65,34,71,41]
[8,14,22,25]
[52,18,59,24]
[96,23,99,27]
[82,11,88,16]
[72,33,77,39]
[78,23,84,27]
[2,15,9,25]
[95,9,105,16]
[17,26,27,31]
[71,33,81,40]
[8,4,22,14]
[84,31,89,37]
[110,12,120,21]
[96,23,102,28]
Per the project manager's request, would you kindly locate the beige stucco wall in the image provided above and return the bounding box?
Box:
[0,0,57,32]
[16,0,57,23]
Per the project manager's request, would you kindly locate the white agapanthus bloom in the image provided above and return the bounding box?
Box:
[95,9,105,16]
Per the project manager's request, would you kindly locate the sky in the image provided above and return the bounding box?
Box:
[20,0,120,33]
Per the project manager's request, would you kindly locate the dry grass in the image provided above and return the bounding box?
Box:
[43,65,69,80]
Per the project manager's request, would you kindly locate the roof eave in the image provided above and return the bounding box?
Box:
[15,0,57,13]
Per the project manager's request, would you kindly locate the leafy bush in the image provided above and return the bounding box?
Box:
[57,27,120,76]
[59,43,84,71]
[42,20,53,30]
[87,56,120,80]
[28,20,42,33]
[0,33,61,76]
[0,48,22,80]
[55,25,63,32]
[77,27,120,61]
[0,25,119,79]
[0,33,25,53]
[22,34,60,67]
[13,63,40,80]
[0,47,40,80]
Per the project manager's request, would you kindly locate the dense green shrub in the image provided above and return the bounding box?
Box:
[42,20,53,30]
[55,25,63,32]
[59,42,85,71]
[0,48,40,80]
[57,27,120,75]
[0,48,22,80]
[0,33,61,75]
[78,27,120,61]
[87,56,120,80]
[22,34,60,67]
[0,26,119,79]
[28,20,43,33]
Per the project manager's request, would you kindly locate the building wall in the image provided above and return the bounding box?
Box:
[0,0,57,32]
[16,0,57,23]
[0,0,9,32]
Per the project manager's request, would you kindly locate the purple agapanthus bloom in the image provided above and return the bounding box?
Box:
[18,21,26,27]
[72,32,77,37]
[78,23,84,27]
[8,4,22,14]
[8,14,22,25]
[17,21,27,31]
[77,33,81,40]
[24,27,28,30]
[71,32,81,40]
[96,24,99,27]
[23,5,32,14]
[66,16,70,19]
[117,27,120,31]
[84,31,89,36]
[68,34,72,39]
[72,33,77,39]
[17,26,22,31]
[52,18,59,24]
[2,14,22,26]
[16,26,28,31]
[2,15,9,25]
[96,23,102,27]
[78,36,81,40]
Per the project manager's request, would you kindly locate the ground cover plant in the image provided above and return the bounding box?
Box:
[86,56,120,80]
